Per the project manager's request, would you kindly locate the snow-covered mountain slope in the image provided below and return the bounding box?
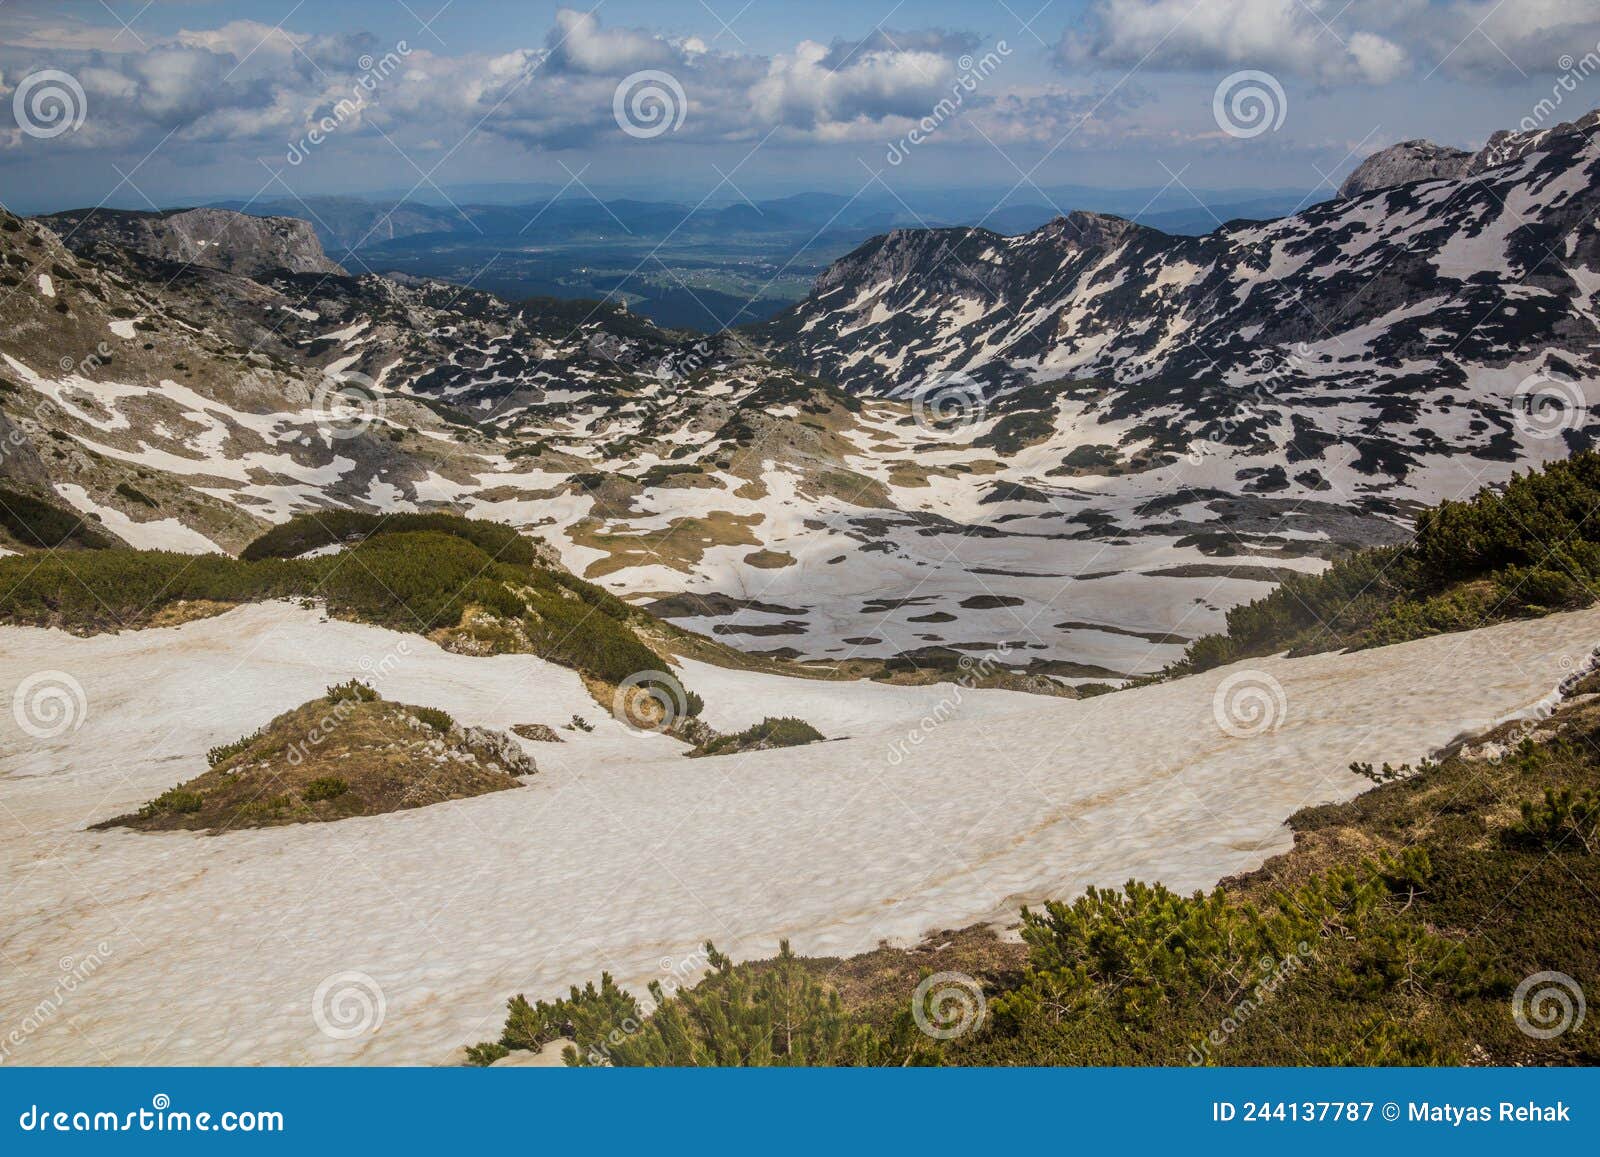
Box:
[0,600,1592,1063]
[5,108,1596,678]
[756,111,1600,463]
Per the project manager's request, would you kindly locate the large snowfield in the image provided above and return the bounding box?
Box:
[2,602,1597,1064]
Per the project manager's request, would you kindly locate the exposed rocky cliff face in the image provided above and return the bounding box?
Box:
[37,207,346,277]
[1337,140,1472,197]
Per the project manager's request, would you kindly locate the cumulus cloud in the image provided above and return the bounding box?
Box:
[0,7,1016,158]
[752,39,960,129]
[543,8,679,75]
[1058,0,1600,83]
[1059,0,1409,84]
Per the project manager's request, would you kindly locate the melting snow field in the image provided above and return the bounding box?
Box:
[2,602,1597,1064]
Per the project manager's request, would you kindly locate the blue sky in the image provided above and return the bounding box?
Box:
[2,1,1598,213]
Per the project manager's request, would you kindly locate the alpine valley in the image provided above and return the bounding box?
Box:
[4,110,1598,681]
[3,104,1600,1069]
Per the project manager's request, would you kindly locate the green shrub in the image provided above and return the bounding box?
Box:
[207,729,263,767]
[696,716,823,756]
[1507,787,1599,853]
[0,485,114,549]
[303,776,350,802]
[114,481,157,508]
[463,1042,509,1067]
[138,787,205,817]
[325,680,379,703]
[501,973,642,1058]
[411,706,455,733]
[503,943,932,1067]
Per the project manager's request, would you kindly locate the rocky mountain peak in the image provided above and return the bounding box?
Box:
[1337,139,1473,197]
[35,207,346,278]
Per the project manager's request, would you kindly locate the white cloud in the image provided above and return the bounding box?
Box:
[0,10,1013,158]
[1059,0,1600,83]
[544,8,678,75]
[1059,0,1409,84]
[752,40,959,129]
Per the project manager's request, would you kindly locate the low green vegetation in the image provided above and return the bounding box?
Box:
[239,509,537,566]
[0,517,670,687]
[114,481,158,508]
[472,679,1600,1066]
[474,943,936,1066]
[101,686,532,833]
[325,679,379,704]
[690,716,824,757]
[1172,452,1600,674]
[0,485,114,549]
[410,706,455,733]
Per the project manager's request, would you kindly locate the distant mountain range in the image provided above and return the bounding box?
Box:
[201,186,1318,256]
[6,107,1596,677]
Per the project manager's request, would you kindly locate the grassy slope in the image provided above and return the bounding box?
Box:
[0,514,669,687]
[97,687,529,833]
